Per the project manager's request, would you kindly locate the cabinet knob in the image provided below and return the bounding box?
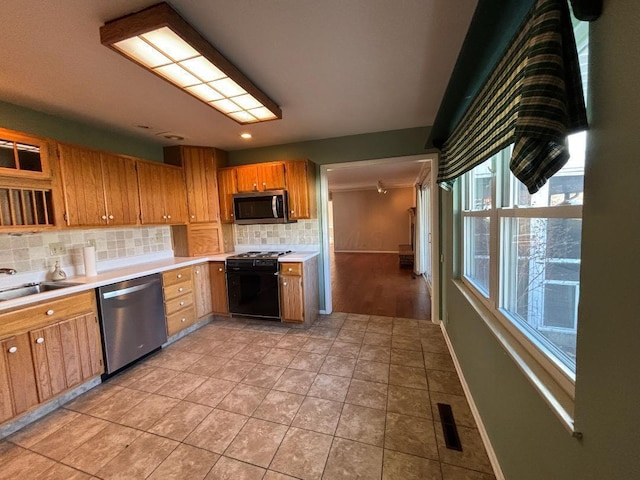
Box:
[101,215,107,220]
[162,215,167,219]
[179,301,185,306]
[177,274,182,279]
[46,309,54,316]
[178,287,183,292]
[283,281,288,286]
[288,267,293,272]
[108,215,114,220]
[181,317,186,323]
[262,182,266,186]
[191,214,195,219]
[36,337,44,344]
[218,267,223,272]
[167,215,172,219]
[195,269,200,274]
[8,346,17,354]
[291,210,295,214]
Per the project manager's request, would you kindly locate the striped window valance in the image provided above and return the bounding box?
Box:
[437,0,588,194]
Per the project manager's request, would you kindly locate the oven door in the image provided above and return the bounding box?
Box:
[226,266,280,319]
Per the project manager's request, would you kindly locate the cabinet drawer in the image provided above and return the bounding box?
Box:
[166,306,196,337]
[165,294,194,316]
[280,262,302,276]
[0,291,96,338]
[163,279,193,301]
[162,266,192,286]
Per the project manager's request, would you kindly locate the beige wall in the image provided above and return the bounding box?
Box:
[332,187,414,252]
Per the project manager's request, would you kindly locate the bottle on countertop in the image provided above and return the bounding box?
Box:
[51,261,67,281]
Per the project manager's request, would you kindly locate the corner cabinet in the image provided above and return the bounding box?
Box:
[137,160,188,225]
[279,256,319,325]
[0,290,102,425]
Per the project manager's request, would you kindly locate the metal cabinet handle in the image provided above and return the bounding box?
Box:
[36,337,44,344]
[46,309,54,316]
[8,346,17,354]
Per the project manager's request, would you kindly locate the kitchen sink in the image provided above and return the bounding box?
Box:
[0,281,83,302]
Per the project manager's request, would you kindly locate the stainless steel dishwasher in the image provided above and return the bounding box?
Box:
[97,274,166,374]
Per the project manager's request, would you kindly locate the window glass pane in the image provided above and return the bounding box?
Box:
[500,217,581,369]
[0,141,16,169]
[16,143,42,172]
[463,216,490,295]
[464,160,492,211]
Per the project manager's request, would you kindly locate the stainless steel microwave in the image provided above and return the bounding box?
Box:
[232,190,296,224]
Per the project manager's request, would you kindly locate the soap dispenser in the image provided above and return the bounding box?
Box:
[51,261,67,281]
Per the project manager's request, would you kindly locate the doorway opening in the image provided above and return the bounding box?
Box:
[319,154,439,322]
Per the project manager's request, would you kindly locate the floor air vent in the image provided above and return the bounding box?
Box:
[437,403,463,451]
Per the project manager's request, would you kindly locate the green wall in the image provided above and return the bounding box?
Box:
[228,126,432,165]
[442,1,640,478]
[0,101,164,161]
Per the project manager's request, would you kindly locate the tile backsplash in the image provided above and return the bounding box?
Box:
[234,220,320,246]
[0,226,172,275]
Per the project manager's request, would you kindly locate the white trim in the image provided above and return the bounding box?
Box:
[440,321,506,480]
[333,250,399,254]
[320,154,438,316]
[430,154,441,323]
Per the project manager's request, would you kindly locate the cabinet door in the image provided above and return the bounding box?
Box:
[210,262,229,314]
[74,313,104,379]
[0,334,39,419]
[101,153,140,226]
[217,168,237,223]
[30,323,67,401]
[257,163,286,191]
[163,166,188,224]
[280,275,304,323]
[183,147,219,223]
[285,160,315,220]
[59,144,107,226]
[137,161,166,224]
[236,165,258,192]
[193,263,213,318]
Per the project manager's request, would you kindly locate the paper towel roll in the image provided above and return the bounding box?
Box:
[83,246,97,277]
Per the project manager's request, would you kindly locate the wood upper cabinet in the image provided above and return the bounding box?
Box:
[165,146,223,224]
[285,159,317,220]
[217,167,237,223]
[58,144,139,227]
[0,333,39,423]
[210,261,229,315]
[193,263,213,319]
[236,162,285,192]
[0,127,50,179]
[137,160,188,225]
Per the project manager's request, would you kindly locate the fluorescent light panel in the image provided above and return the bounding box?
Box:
[101,3,281,124]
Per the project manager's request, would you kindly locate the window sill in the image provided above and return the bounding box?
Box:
[452,279,579,435]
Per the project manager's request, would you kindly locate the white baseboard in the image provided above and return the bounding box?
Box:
[440,324,505,480]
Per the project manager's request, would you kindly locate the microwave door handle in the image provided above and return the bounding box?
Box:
[272,195,278,218]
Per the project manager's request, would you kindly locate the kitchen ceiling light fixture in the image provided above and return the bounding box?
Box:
[100,2,282,125]
[377,180,388,194]
[240,132,252,139]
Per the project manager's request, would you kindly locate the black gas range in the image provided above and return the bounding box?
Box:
[226,251,291,319]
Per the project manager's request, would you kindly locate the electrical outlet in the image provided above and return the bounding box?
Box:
[49,242,67,256]
[155,232,164,243]
[86,239,96,248]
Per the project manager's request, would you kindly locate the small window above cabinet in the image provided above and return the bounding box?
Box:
[0,128,50,179]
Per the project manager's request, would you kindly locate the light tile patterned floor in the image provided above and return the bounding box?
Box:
[0,313,496,480]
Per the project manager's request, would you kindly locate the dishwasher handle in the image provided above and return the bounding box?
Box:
[102,281,156,299]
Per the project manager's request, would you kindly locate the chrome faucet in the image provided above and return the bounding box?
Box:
[0,268,17,275]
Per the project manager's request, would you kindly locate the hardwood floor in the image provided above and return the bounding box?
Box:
[330,250,431,319]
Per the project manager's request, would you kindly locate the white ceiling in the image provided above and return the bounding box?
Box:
[0,0,476,152]
[327,156,431,191]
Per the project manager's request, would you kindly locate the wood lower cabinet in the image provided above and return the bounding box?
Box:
[210,261,229,315]
[0,290,102,425]
[193,263,213,319]
[236,163,285,193]
[30,313,103,402]
[279,257,319,325]
[163,266,197,337]
[0,333,39,423]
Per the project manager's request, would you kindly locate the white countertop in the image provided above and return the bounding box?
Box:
[0,250,319,312]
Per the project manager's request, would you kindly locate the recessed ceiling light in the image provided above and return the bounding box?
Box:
[164,134,184,141]
[240,133,252,139]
